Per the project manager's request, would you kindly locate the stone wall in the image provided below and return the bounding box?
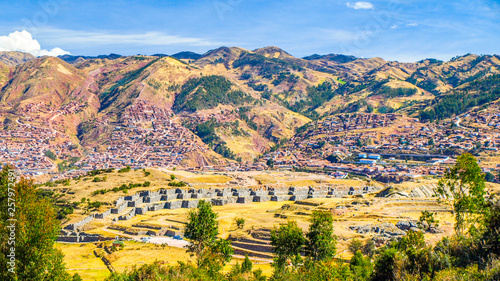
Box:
[63,184,380,239]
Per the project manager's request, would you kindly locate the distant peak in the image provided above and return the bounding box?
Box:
[58,53,122,64]
[170,51,201,60]
[303,53,357,63]
[0,51,36,66]
[450,53,479,62]
[253,46,293,58]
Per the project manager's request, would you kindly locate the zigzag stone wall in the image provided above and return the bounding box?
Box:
[65,185,380,232]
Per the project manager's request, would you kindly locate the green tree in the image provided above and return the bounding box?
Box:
[184,200,233,275]
[0,166,70,281]
[241,254,253,273]
[372,248,398,281]
[348,238,363,255]
[266,158,275,169]
[305,211,336,261]
[396,230,436,279]
[418,211,439,231]
[185,200,219,262]
[44,150,57,161]
[170,174,176,181]
[326,154,342,163]
[485,172,495,182]
[270,220,305,271]
[481,202,500,258]
[437,153,488,236]
[198,238,234,276]
[350,250,372,280]
[235,217,245,229]
[362,239,376,258]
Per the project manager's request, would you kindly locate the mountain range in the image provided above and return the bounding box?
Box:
[1,47,499,169]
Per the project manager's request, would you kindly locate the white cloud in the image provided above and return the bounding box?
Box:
[346,2,374,10]
[0,30,70,57]
[407,23,419,27]
[390,25,398,29]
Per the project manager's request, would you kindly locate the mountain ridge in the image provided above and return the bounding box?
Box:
[1,48,499,173]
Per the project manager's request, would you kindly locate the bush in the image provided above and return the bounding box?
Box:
[118,166,131,173]
[348,238,363,254]
[44,150,57,160]
[87,168,114,176]
[92,177,104,182]
[241,255,252,273]
[168,181,186,187]
[235,218,245,229]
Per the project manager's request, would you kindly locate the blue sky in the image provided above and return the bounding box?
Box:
[0,0,499,62]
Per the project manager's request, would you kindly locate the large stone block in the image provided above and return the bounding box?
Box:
[237,196,254,203]
[135,206,148,215]
[124,194,140,201]
[182,200,200,208]
[253,196,271,202]
[211,198,227,206]
[271,195,291,202]
[165,201,182,209]
[290,194,308,201]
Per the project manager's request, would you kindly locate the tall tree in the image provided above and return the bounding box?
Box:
[270,220,305,271]
[184,200,233,274]
[437,153,488,236]
[0,165,70,280]
[350,250,373,280]
[198,238,234,276]
[305,210,336,261]
[241,254,253,273]
[185,200,219,262]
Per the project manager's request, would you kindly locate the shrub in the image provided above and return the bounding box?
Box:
[118,166,131,173]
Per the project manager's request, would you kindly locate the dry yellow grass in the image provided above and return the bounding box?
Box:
[52,168,171,205]
[57,241,194,281]
[109,241,193,272]
[284,180,319,187]
[185,174,233,184]
[56,243,109,281]
[222,134,263,157]
[252,174,277,184]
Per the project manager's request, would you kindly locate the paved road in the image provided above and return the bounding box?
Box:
[134,237,190,248]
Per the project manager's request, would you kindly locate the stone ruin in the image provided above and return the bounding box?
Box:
[63,184,382,238]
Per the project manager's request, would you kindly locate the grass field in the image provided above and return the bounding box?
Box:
[56,243,109,281]
[184,174,233,184]
[57,241,194,281]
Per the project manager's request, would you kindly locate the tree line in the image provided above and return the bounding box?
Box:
[419,74,500,121]
[174,75,254,112]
